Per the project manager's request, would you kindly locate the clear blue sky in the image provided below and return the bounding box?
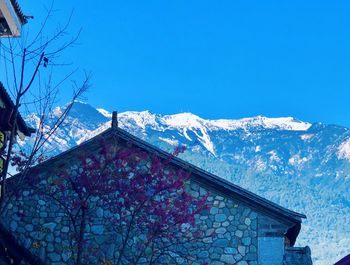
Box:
[22,1,350,127]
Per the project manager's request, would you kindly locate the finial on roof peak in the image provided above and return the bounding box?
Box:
[112,111,118,129]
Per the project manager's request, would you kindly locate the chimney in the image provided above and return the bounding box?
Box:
[112,111,118,129]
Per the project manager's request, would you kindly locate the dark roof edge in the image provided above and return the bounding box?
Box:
[0,82,35,136]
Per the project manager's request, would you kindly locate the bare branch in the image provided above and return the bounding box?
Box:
[20,52,44,97]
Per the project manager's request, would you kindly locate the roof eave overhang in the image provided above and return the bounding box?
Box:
[0,82,35,136]
[0,0,25,37]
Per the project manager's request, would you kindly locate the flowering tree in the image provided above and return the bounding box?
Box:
[33,136,210,265]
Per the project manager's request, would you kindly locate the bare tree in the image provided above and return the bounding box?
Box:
[0,3,90,209]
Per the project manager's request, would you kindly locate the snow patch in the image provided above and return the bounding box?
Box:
[182,128,193,141]
[268,150,281,162]
[209,116,311,131]
[119,111,160,130]
[289,154,308,165]
[97,108,112,118]
[255,158,267,171]
[52,106,63,116]
[159,137,179,146]
[338,138,350,162]
[301,134,314,141]
[161,113,216,155]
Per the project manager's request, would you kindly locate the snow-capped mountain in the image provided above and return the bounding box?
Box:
[24,102,350,265]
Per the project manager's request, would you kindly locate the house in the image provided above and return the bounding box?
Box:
[0,82,35,140]
[0,83,36,265]
[0,82,35,186]
[0,0,27,37]
[1,118,312,265]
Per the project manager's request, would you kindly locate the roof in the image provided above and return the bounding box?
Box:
[0,82,35,136]
[9,0,27,25]
[11,126,307,245]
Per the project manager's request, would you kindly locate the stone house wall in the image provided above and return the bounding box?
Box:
[0,138,304,265]
[1,175,261,264]
[188,181,258,265]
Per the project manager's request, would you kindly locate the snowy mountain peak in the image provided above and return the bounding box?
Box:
[115,111,311,132]
[209,115,311,131]
[163,112,203,128]
[119,110,159,129]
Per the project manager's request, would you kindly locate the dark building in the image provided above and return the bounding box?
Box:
[0,82,35,140]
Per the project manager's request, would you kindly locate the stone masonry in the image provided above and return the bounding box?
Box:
[2,174,259,264]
